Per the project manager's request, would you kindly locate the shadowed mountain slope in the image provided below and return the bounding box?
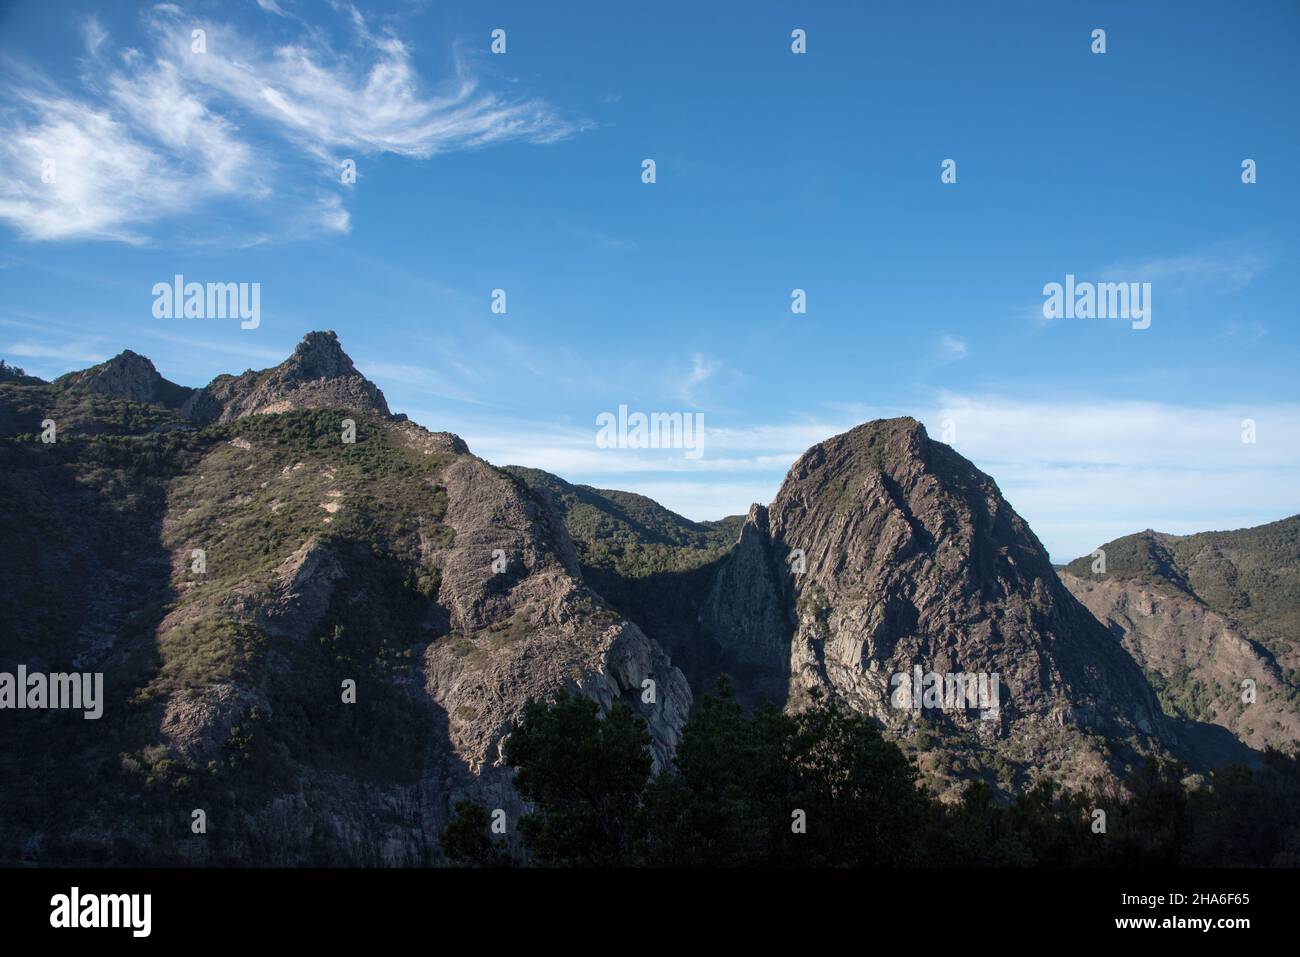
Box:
[504,466,743,690]
[0,333,689,865]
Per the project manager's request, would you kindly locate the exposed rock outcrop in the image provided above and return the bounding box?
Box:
[183,331,392,423]
[54,350,192,407]
[699,417,1171,792]
[422,452,692,780]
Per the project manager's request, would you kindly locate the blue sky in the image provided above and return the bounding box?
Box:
[2,0,1297,562]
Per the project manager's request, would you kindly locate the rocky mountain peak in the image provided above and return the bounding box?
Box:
[792,416,978,496]
[184,330,391,424]
[63,349,155,389]
[282,330,356,382]
[54,349,192,408]
[699,417,1171,793]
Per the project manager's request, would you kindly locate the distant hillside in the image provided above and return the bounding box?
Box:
[1061,518,1300,754]
[1064,518,1300,651]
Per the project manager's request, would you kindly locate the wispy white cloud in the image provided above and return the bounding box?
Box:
[1216,318,1267,343]
[924,395,1300,561]
[564,223,639,252]
[80,16,109,57]
[126,327,289,366]
[3,339,107,365]
[145,6,586,160]
[1102,242,1274,293]
[315,193,350,234]
[254,0,291,18]
[359,360,496,406]
[937,334,968,364]
[1027,241,1275,331]
[0,4,585,243]
[0,90,235,243]
[677,353,721,407]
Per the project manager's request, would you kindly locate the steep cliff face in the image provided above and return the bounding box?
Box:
[699,418,1171,794]
[1061,520,1300,753]
[420,449,691,779]
[697,503,792,703]
[0,333,689,865]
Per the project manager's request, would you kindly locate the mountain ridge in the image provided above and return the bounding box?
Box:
[0,333,688,864]
[2,331,1295,863]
